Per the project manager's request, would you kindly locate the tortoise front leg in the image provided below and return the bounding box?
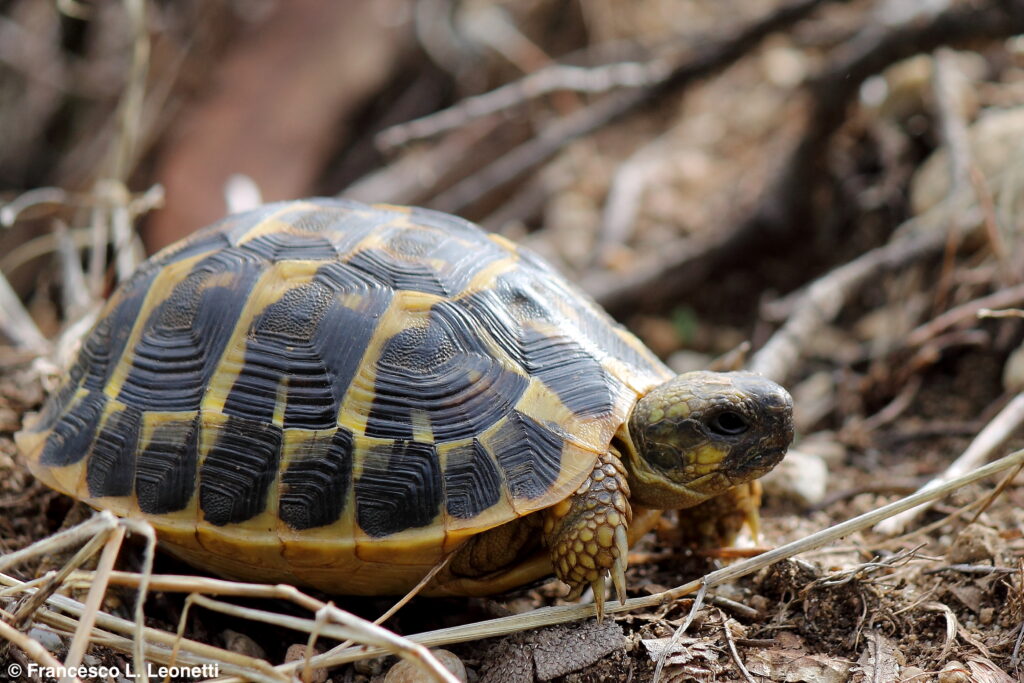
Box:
[543,449,632,620]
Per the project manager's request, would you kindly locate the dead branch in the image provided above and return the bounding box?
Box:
[377,57,674,150]
[874,391,1024,535]
[594,0,1024,318]
[426,0,849,215]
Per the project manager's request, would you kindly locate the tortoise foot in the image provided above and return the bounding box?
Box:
[544,450,632,621]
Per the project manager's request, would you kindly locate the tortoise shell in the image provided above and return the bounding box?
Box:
[17,198,673,594]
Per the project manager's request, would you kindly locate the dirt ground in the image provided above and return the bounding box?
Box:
[2,0,1024,681]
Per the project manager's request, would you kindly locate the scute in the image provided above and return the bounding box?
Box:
[279,428,355,530]
[199,415,282,526]
[135,415,199,514]
[365,299,530,442]
[86,406,141,498]
[17,197,675,595]
[355,440,442,537]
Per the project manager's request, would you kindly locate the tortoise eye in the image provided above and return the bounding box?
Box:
[708,411,748,436]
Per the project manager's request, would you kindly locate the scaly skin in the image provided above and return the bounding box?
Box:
[543,450,632,621]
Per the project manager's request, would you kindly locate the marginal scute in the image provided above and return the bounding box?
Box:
[135,414,200,514]
[39,391,107,467]
[365,300,529,441]
[355,440,442,537]
[444,440,502,519]
[200,415,283,526]
[117,248,267,412]
[279,428,354,530]
[486,412,563,501]
[86,406,142,498]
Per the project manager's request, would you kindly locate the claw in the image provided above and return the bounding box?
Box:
[593,572,607,622]
[612,525,629,604]
[746,508,761,543]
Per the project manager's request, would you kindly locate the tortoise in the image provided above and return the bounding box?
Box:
[16,198,793,615]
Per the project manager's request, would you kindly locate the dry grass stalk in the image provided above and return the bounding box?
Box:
[874,392,1024,534]
[29,446,1022,679]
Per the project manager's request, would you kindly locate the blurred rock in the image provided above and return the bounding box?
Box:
[284,644,327,683]
[937,661,971,683]
[27,627,64,653]
[946,522,1003,564]
[1002,341,1024,393]
[791,371,836,433]
[797,431,847,468]
[762,42,807,88]
[871,51,982,125]
[222,629,265,659]
[761,449,828,506]
[911,107,1024,216]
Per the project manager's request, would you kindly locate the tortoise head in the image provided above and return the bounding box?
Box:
[622,371,794,510]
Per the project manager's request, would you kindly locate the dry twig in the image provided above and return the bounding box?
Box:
[874,392,1024,535]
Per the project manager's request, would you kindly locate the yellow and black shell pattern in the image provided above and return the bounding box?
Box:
[18,198,671,594]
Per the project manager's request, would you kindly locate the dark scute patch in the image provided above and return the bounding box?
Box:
[459,280,614,418]
[39,391,107,466]
[385,227,440,257]
[86,407,142,498]
[79,265,161,392]
[573,299,660,374]
[347,248,448,296]
[279,428,354,530]
[314,203,393,254]
[519,328,613,417]
[365,301,528,441]
[406,205,487,241]
[200,417,282,526]
[135,416,199,514]
[31,361,85,434]
[444,440,502,519]
[222,280,335,426]
[490,412,563,500]
[355,441,441,537]
[221,262,392,429]
[117,248,266,412]
[347,224,505,298]
[276,203,367,234]
[240,232,339,262]
[151,228,231,269]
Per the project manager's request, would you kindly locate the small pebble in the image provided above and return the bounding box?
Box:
[284,644,327,683]
[222,629,265,659]
[899,665,926,681]
[760,449,828,506]
[946,523,1003,564]
[798,431,847,468]
[27,627,65,653]
[1003,342,1024,393]
[384,649,468,683]
[937,661,970,683]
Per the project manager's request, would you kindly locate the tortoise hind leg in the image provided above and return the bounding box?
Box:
[543,449,632,621]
